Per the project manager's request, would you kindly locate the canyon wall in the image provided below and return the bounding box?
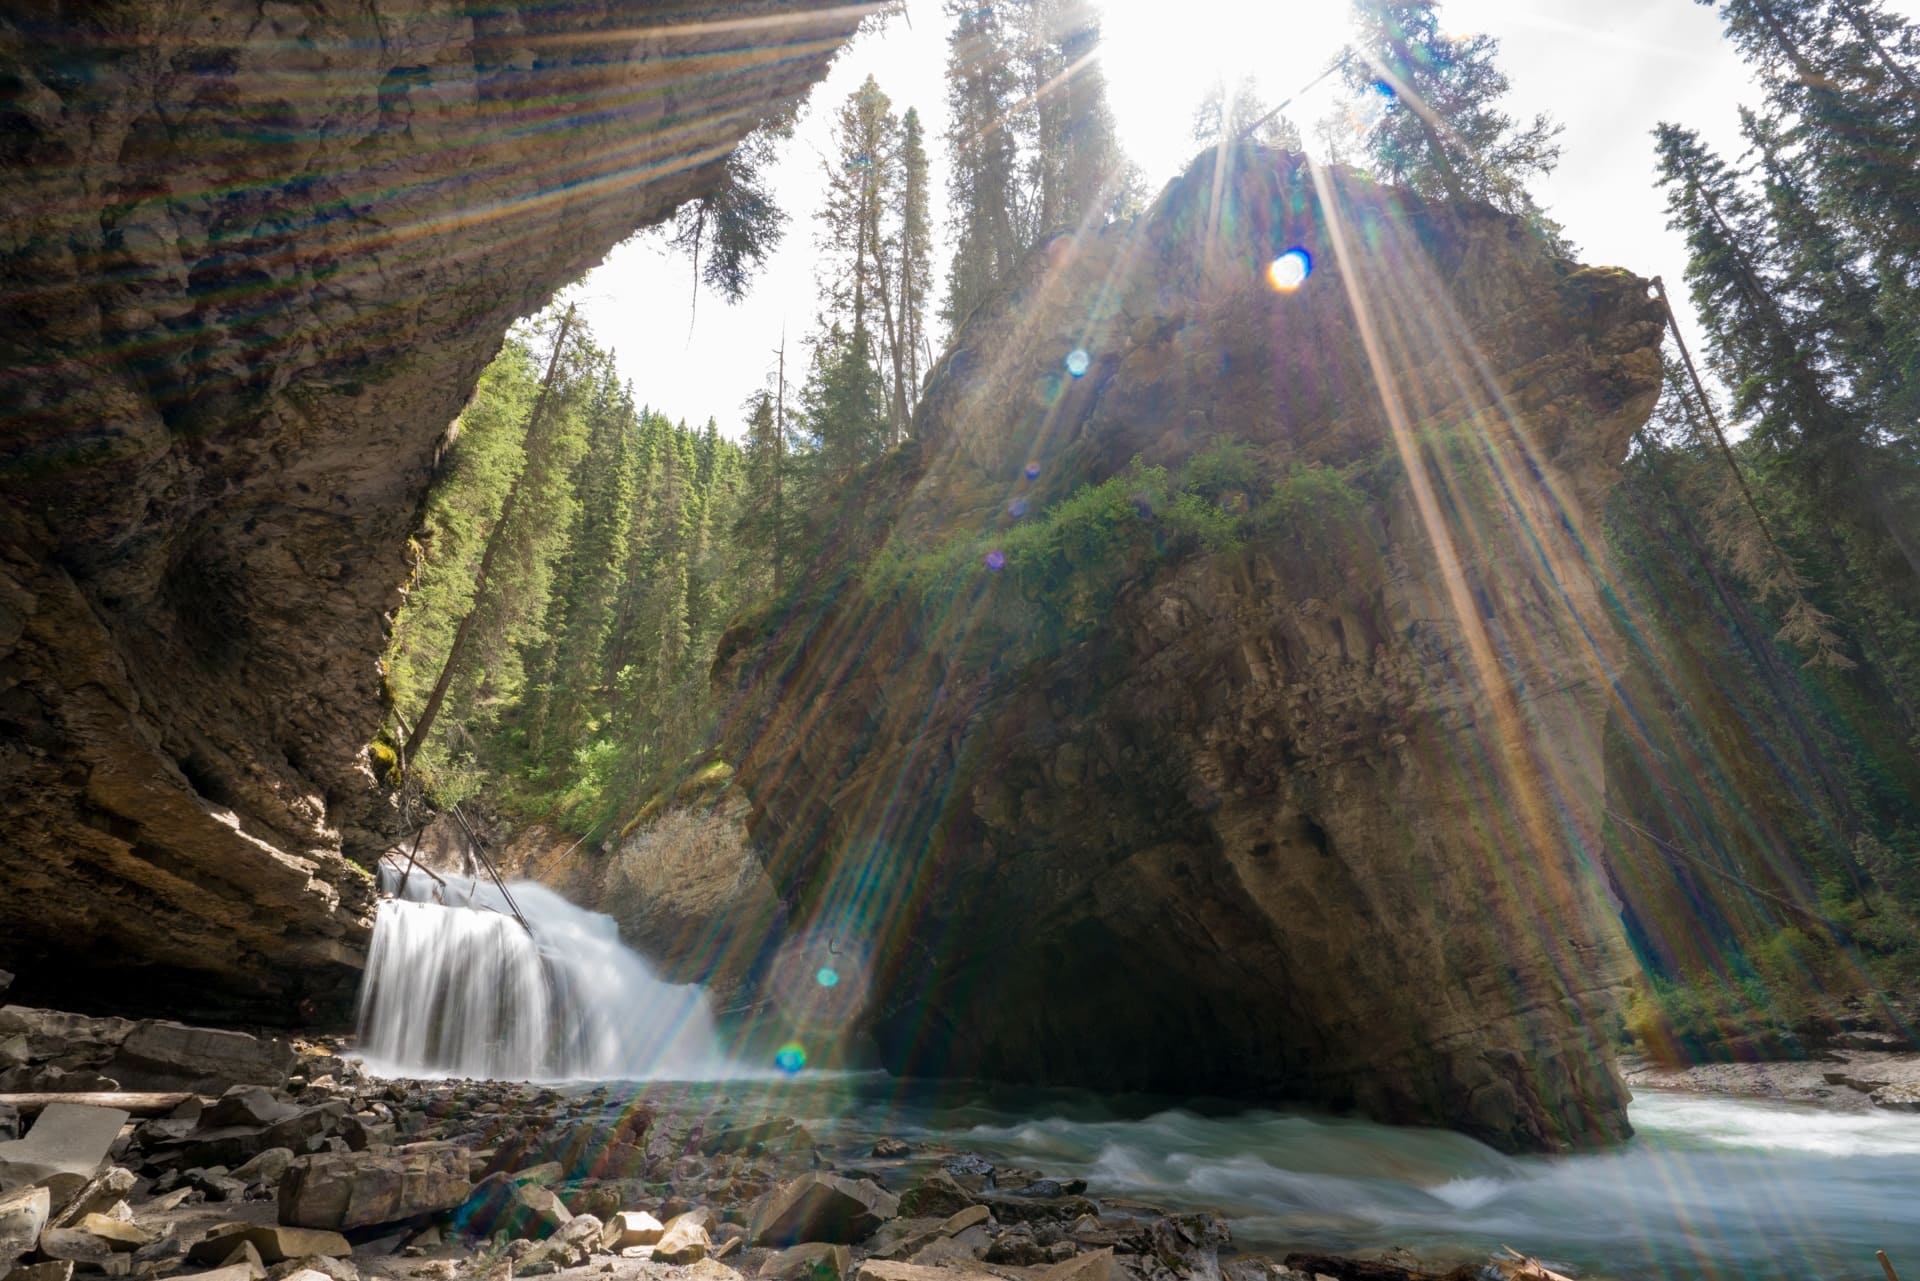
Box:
[717,149,1666,1152]
[0,0,860,1021]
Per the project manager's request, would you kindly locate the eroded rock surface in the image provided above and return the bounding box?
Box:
[716,149,1665,1151]
[0,0,862,1021]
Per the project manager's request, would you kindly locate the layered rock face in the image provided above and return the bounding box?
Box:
[0,0,860,1021]
[717,150,1665,1151]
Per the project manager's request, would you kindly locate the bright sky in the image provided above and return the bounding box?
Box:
[567,0,1917,434]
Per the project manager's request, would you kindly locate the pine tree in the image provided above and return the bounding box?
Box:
[1192,75,1304,150]
[942,0,1026,329]
[1346,0,1562,219]
[883,107,934,442]
[670,112,796,306]
[819,76,901,348]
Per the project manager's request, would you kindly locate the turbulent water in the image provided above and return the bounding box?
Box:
[355,866,724,1080]
[354,874,1920,1279]
[514,1072,1920,1281]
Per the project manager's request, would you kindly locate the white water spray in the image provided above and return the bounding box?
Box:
[355,864,726,1081]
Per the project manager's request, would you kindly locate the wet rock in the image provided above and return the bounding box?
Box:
[895,1173,976,1220]
[869,1141,910,1160]
[187,1225,351,1265]
[702,1122,810,1159]
[938,1157,993,1191]
[277,1142,471,1230]
[759,1243,849,1281]
[748,1175,898,1247]
[0,1186,48,1268]
[602,1212,664,1249]
[1006,1179,1086,1199]
[1871,1083,1920,1111]
[0,1105,130,1202]
[978,1194,1097,1225]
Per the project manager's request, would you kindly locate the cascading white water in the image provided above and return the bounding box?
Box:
[355,864,727,1081]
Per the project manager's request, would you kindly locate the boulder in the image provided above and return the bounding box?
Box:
[602,1211,665,1249]
[33,1229,119,1268]
[231,1150,295,1186]
[0,1107,16,1145]
[652,1214,710,1266]
[870,1140,910,1160]
[204,1089,300,1131]
[0,1105,129,1202]
[760,1243,850,1281]
[452,1179,573,1243]
[895,1173,976,1220]
[187,1225,350,1265]
[277,1142,470,1231]
[72,1216,154,1252]
[48,1170,135,1230]
[103,1025,295,1096]
[264,1256,357,1281]
[0,1186,48,1268]
[749,1175,898,1247]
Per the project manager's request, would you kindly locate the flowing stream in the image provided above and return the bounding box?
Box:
[354,879,1920,1280]
[355,866,726,1080]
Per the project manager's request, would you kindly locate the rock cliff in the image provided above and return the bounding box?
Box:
[716,149,1665,1151]
[0,0,861,1021]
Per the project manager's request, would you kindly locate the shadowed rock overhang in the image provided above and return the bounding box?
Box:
[0,0,865,1022]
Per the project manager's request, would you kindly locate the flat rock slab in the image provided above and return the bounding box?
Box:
[5,1260,74,1281]
[857,1261,997,1281]
[277,1142,471,1230]
[0,1104,129,1201]
[189,1224,350,1265]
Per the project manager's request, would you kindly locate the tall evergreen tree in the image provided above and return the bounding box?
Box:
[1345,0,1562,221]
[942,0,1030,328]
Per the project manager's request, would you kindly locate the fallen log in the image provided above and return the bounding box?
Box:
[0,1092,203,1118]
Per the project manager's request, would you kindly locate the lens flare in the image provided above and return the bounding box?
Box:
[1008,498,1028,518]
[985,550,1006,571]
[774,1042,806,1074]
[815,966,840,988]
[1267,248,1313,293]
[1065,348,1091,377]
[1025,461,1041,480]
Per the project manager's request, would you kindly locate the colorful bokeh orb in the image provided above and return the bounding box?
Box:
[1267,248,1313,293]
[1065,348,1091,377]
[985,549,1007,571]
[774,1042,807,1074]
[815,966,840,988]
[1025,461,1041,480]
[1008,498,1029,518]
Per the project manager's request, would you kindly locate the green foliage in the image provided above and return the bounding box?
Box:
[867,449,1365,666]
[378,308,758,838]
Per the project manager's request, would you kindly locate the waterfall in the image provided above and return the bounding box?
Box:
[354,864,727,1081]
